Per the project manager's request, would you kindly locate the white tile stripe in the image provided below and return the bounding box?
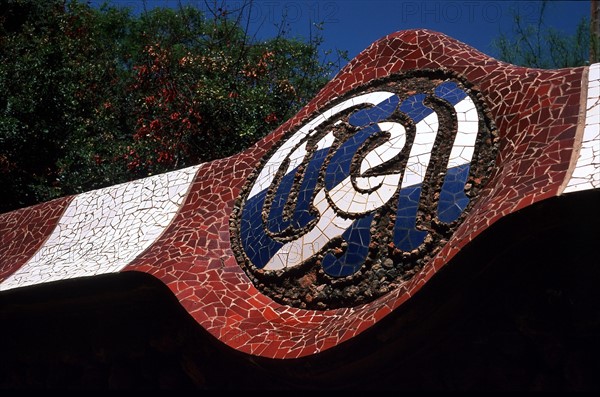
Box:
[0,164,201,291]
[563,62,600,193]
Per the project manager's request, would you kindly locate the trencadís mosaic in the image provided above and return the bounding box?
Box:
[230,70,499,309]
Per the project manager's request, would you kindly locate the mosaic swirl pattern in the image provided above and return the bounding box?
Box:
[231,71,498,309]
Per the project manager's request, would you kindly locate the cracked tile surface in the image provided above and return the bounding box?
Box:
[0,30,597,360]
[0,165,199,291]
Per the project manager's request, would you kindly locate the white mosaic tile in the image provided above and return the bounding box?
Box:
[317,132,335,151]
[564,63,600,193]
[328,180,356,212]
[329,173,402,215]
[354,175,384,190]
[357,121,406,190]
[448,97,478,168]
[286,142,308,174]
[0,164,200,291]
[590,62,600,81]
[310,187,326,211]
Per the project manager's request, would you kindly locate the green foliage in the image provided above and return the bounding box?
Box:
[0,0,347,213]
[492,0,594,68]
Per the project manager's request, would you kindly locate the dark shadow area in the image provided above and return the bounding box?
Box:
[1,189,599,391]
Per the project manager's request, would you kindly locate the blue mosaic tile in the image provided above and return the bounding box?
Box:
[438,164,471,223]
[434,81,467,105]
[267,172,296,233]
[394,185,428,251]
[348,96,399,127]
[398,93,431,122]
[322,214,373,277]
[293,147,330,227]
[241,191,283,268]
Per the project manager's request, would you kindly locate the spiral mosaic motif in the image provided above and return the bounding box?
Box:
[231,71,498,309]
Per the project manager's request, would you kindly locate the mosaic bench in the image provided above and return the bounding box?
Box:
[1,29,598,360]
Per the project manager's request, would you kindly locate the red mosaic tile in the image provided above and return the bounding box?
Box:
[1,29,596,360]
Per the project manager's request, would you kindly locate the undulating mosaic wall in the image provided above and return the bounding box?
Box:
[1,29,598,359]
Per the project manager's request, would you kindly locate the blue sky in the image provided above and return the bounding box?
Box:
[91,0,592,70]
